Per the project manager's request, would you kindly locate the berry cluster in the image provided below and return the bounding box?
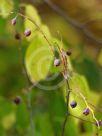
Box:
[54,50,72,67]
[11,17,31,38]
[70,100,90,116]
[11,17,32,106]
[70,100,102,127]
[53,50,101,128]
[11,15,102,133]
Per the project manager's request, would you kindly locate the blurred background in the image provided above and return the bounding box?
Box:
[0,0,102,136]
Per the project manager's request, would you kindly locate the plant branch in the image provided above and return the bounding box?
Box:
[18,12,55,56]
[18,40,35,136]
[27,88,35,136]
[70,113,95,125]
[61,78,71,136]
[43,0,102,47]
[69,77,100,128]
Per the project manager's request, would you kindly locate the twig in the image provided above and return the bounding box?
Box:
[70,113,95,125]
[18,39,35,136]
[61,79,71,136]
[88,102,102,113]
[43,0,102,47]
[69,77,100,128]
[61,78,97,136]
[28,88,35,136]
[18,12,55,56]
[12,7,102,135]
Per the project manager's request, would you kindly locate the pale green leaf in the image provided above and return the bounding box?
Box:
[1,113,16,130]
[63,73,90,117]
[24,4,41,41]
[25,28,53,82]
[0,0,13,18]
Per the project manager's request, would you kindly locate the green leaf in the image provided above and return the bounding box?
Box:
[1,112,16,130]
[24,4,41,41]
[0,0,13,18]
[0,97,16,130]
[0,126,6,136]
[63,73,91,117]
[15,102,29,132]
[25,27,53,82]
[65,117,78,136]
[72,57,101,90]
[49,37,73,74]
[0,97,14,119]
[35,113,54,136]
[63,72,101,127]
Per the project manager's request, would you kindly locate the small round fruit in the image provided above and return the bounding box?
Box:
[83,108,90,116]
[70,101,77,108]
[14,96,21,105]
[54,58,60,67]
[66,50,72,56]
[11,18,16,25]
[95,120,102,127]
[15,33,21,40]
[24,29,31,37]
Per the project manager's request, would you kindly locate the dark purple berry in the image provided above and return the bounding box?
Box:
[14,96,21,105]
[66,50,72,56]
[95,120,102,127]
[83,108,90,116]
[70,101,77,108]
[24,29,31,37]
[15,33,21,40]
[11,18,16,25]
[54,58,60,67]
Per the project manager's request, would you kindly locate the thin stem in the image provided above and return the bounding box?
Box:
[28,89,35,136]
[61,79,71,136]
[18,12,55,56]
[68,89,102,113]
[88,102,102,113]
[69,77,100,128]
[43,0,102,47]
[18,40,35,136]
[70,113,95,125]
[61,114,68,136]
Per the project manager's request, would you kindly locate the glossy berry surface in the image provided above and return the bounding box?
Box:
[24,29,31,37]
[11,18,16,25]
[14,96,21,105]
[83,108,90,115]
[70,101,77,108]
[54,58,60,67]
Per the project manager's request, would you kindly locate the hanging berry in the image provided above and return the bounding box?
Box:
[15,33,21,40]
[24,29,31,37]
[14,96,21,105]
[83,108,90,116]
[11,18,16,25]
[66,50,72,56]
[54,58,61,67]
[70,101,77,108]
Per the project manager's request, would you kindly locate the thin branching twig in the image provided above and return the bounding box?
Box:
[61,79,71,136]
[18,38,35,136]
[12,8,101,136]
[43,0,102,47]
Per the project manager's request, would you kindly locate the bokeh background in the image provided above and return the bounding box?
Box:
[0,0,102,136]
